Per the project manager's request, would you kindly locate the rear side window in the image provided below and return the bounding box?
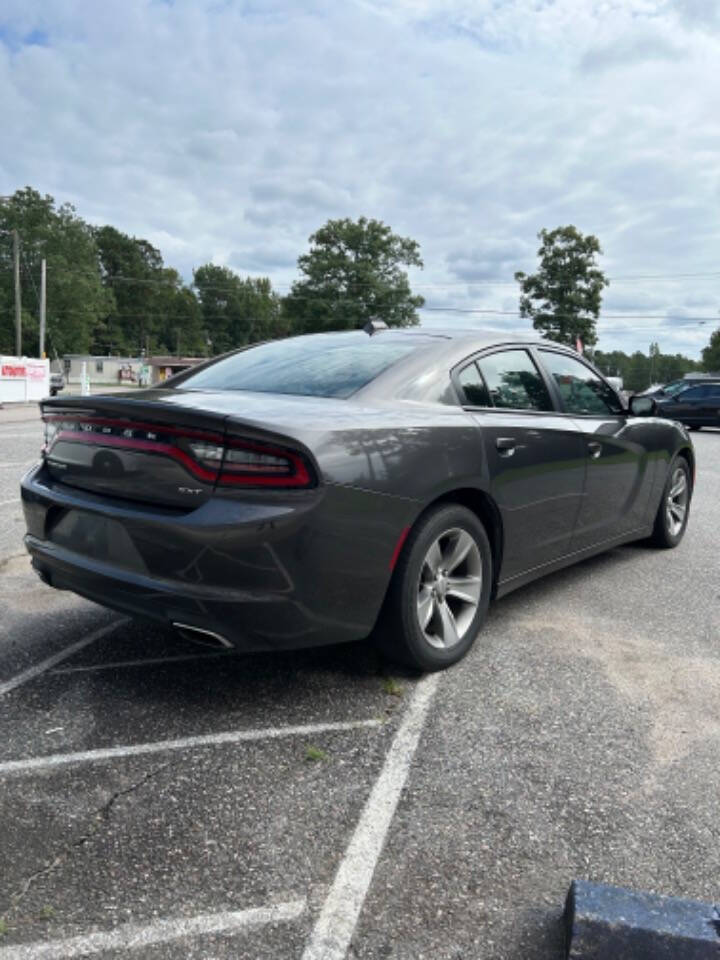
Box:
[457,363,491,407]
[475,349,553,412]
[539,350,623,415]
[178,334,426,398]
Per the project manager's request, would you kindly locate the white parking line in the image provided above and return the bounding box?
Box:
[52,650,234,674]
[0,899,306,959]
[0,432,41,439]
[0,461,37,468]
[0,718,382,776]
[0,498,21,507]
[0,621,128,698]
[302,673,440,960]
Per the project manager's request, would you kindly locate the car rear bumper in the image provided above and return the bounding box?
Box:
[22,464,414,651]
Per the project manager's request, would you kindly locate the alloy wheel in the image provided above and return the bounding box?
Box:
[416,527,482,650]
[666,465,689,537]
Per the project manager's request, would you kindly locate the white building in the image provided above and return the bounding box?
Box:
[60,355,143,386]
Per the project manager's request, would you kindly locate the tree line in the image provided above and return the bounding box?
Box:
[0,188,424,360]
[1,187,717,382]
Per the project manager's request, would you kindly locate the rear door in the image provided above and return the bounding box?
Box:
[706,385,720,426]
[535,348,653,550]
[455,348,585,581]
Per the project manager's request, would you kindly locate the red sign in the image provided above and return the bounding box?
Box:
[26,362,46,380]
[1,364,26,378]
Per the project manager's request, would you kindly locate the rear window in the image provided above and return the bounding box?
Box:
[176,333,426,398]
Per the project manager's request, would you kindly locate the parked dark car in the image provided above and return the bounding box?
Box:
[655,381,720,430]
[21,329,694,671]
[641,375,720,399]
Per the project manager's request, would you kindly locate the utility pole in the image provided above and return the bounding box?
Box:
[13,229,22,357]
[39,258,47,358]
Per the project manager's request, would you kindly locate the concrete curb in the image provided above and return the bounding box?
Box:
[565,880,720,959]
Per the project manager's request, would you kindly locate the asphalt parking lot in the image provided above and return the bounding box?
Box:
[1,406,719,959]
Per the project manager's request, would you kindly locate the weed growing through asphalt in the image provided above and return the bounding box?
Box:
[0,918,8,937]
[381,676,404,697]
[305,745,329,762]
[39,906,55,921]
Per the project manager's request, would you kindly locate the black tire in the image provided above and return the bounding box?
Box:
[375,504,493,672]
[649,456,691,548]
[687,424,701,431]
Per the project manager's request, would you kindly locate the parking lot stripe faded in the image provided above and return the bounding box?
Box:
[0,900,306,959]
[0,718,382,776]
[302,673,440,960]
[0,620,129,698]
[51,650,234,674]
[0,498,21,507]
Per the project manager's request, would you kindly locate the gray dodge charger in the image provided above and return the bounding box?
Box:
[21,327,694,671]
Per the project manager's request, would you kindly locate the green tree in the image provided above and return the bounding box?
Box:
[0,188,112,357]
[595,346,702,390]
[193,265,285,354]
[283,217,424,333]
[625,351,651,392]
[152,270,206,357]
[515,225,608,349]
[702,327,720,372]
[94,226,206,356]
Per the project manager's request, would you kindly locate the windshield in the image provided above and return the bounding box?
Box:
[663,380,689,396]
[177,333,431,398]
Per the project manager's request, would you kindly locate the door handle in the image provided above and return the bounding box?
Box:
[496,437,516,456]
[588,441,602,459]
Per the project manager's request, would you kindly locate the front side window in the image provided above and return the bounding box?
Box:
[539,350,622,416]
[475,349,553,412]
[676,386,708,401]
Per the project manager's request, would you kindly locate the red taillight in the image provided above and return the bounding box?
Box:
[218,439,312,487]
[42,415,314,489]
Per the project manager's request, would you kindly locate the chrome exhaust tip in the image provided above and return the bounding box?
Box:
[173,622,235,650]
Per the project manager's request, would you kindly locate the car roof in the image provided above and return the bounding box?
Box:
[355,326,580,403]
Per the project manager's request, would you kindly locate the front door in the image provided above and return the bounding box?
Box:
[536,348,654,551]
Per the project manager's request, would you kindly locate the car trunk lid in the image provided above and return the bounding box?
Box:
[40,391,317,508]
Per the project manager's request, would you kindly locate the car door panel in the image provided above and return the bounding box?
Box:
[456,349,586,581]
[569,416,654,548]
[469,411,586,578]
[534,348,654,550]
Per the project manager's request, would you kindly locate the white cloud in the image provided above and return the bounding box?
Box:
[1,0,719,357]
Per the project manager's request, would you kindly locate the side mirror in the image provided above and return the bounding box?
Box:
[629,395,657,417]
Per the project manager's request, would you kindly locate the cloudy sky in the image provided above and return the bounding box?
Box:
[2,0,719,357]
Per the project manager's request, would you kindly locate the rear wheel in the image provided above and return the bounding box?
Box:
[376,504,492,671]
[649,457,691,548]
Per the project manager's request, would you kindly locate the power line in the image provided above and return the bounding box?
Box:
[6,262,720,292]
